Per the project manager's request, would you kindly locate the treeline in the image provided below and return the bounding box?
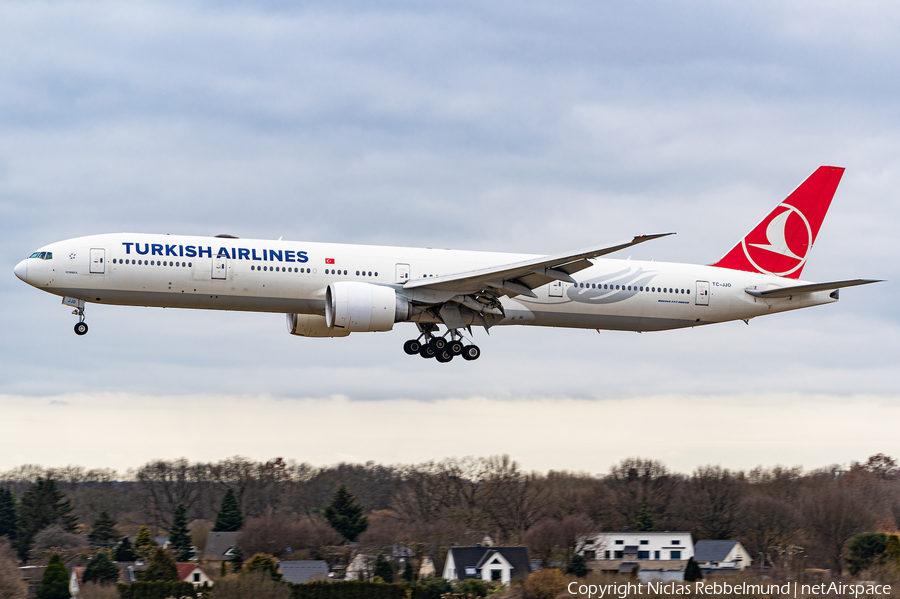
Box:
[1,454,899,574]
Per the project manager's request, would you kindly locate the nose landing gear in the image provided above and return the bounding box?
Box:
[403,324,480,363]
[69,299,88,336]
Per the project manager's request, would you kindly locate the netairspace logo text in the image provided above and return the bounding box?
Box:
[567,581,893,598]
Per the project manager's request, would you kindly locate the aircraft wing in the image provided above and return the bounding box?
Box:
[403,233,674,299]
[745,279,882,299]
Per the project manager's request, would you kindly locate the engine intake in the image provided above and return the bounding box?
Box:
[325,282,409,332]
[286,313,351,337]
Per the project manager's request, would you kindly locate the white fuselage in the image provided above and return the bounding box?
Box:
[16,232,838,332]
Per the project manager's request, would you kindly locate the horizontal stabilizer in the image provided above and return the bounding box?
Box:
[745,279,882,298]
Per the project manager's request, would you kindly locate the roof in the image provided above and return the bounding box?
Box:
[280,560,330,584]
[448,547,532,581]
[176,563,210,581]
[694,540,741,562]
[203,531,241,559]
[623,546,639,553]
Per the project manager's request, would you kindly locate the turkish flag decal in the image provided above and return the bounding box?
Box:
[325,258,335,264]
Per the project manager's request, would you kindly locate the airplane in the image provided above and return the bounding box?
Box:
[14,166,880,363]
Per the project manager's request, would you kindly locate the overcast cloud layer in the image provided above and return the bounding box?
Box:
[2,1,898,471]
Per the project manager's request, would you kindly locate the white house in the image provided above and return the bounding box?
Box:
[176,563,214,587]
[580,531,694,562]
[578,532,694,582]
[443,546,531,586]
[693,540,753,573]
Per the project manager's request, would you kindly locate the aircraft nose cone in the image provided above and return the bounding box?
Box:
[14,259,27,282]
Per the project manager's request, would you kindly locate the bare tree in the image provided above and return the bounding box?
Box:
[680,465,746,539]
[803,486,871,573]
[523,515,594,567]
[238,514,335,559]
[136,459,213,528]
[606,458,681,530]
[0,538,26,599]
[737,495,797,565]
[479,456,551,541]
[29,525,87,564]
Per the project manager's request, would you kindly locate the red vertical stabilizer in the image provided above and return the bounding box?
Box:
[711,166,844,279]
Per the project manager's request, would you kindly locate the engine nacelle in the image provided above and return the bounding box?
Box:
[325,282,409,332]
[286,313,351,337]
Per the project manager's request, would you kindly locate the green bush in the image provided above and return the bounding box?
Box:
[291,581,408,599]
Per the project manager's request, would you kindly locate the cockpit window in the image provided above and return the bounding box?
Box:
[28,252,52,260]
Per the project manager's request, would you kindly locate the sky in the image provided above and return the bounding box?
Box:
[1,0,898,475]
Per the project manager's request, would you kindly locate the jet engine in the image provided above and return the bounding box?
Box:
[286,313,351,337]
[325,282,410,332]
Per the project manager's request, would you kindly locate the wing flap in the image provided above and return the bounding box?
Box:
[745,279,882,298]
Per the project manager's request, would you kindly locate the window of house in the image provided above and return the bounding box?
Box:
[654,551,660,559]
[193,573,200,582]
[491,570,502,581]
[671,540,680,545]
[640,540,648,545]
[638,551,649,559]
[615,540,624,545]
[604,550,610,559]
[585,550,596,560]
[465,567,476,576]
[670,551,681,559]
[614,551,623,559]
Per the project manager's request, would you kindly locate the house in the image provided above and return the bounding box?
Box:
[176,563,214,587]
[279,560,331,584]
[578,532,694,582]
[202,531,241,568]
[443,546,532,585]
[418,556,436,578]
[343,552,377,581]
[693,540,752,573]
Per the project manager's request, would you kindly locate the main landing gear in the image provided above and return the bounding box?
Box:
[403,325,481,363]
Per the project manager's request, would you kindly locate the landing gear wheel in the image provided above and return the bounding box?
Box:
[448,340,464,355]
[435,349,454,363]
[404,339,422,355]
[429,337,447,352]
[461,345,481,361]
[419,344,436,359]
[74,322,88,336]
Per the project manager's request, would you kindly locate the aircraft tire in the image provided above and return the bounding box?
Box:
[461,345,481,361]
[429,337,447,352]
[449,340,464,355]
[419,344,436,359]
[74,322,88,336]
[436,350,454,363]
[403,339,421,355]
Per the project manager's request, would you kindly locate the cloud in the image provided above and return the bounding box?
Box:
[1,392,897,474]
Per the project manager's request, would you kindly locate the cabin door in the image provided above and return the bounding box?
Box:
[396,263,410,284]
[695,281,710,306]
[89,248,105,274]
[212,257,227,280]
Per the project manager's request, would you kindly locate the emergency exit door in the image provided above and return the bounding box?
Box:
[212,257,227,280]
[549,281,563,297]
[89,248,105,274]
[695,281,710,306]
